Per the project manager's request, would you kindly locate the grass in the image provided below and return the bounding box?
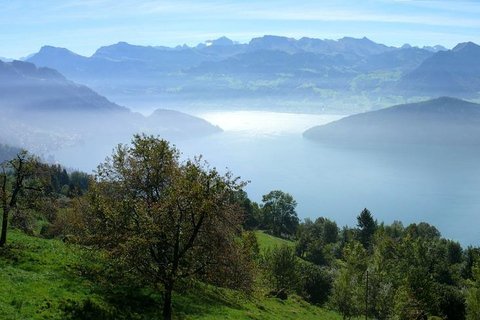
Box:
[0,229,344,319]
[174,287,343,320]
[254,230,295,251]
[0,230,158,319]
[0,231,79,319]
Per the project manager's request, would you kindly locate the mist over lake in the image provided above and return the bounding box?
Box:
[53,111,480,246]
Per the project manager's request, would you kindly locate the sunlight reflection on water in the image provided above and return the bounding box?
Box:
[198,111,343,135]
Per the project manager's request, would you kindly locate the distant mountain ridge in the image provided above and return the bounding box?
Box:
[0,60,222,153]
[0,59,128,114]
[0,144,22,163]
[397,42,480,97]
[21,35,480,114]
[304,97,480,145]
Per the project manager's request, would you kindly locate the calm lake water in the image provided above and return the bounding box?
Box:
[53,111,480,246]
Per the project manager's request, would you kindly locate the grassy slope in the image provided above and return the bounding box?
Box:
[0,230,343,319]
[253,230,295,250]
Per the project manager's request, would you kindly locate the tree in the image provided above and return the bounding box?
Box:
[68,171,91,196]
[234,190,261,230]
[298,263,333,305]
[261,190,299,237]
[356,208,377,249]
[263,245,300,299]
[0,151,38,247]
[330,241,367,319]
[296,217,339,265]
[405,222,441,240]
[330,265,363,320]
[466,261,480,320]
[80,134,251,320]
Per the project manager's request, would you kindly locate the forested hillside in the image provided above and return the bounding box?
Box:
[304,97,480,145]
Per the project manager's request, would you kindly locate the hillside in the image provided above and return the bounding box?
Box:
[0,59,133,152]
[145,109,222,137]
[0,230,343,320]
[0,59,129,115]
[0,60,221,153]
[398,42,480,97]
[303,97,480,145]
[362,47,434,73]
[0,144,22,163]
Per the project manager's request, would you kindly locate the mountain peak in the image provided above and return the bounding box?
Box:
[339,36,373,43]
[11,60,37,73]
[452,41,480,53]
[115,41,133,47]
[38,45,78,56]
[6,60,64,80]
[210,36,235,46]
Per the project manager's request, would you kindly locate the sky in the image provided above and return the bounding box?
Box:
[1,0,480,58]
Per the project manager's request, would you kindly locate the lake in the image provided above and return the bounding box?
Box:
[53,111,480,246]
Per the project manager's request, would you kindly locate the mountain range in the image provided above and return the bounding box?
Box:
[23,35,472,114]
[303,97,480,145]
[0,60,221,154]
[3,35,480,154]
[397,42,480,97]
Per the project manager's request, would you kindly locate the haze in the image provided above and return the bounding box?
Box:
[2,0,480,247]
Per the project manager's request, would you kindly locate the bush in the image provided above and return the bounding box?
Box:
[262,245,300,299]
[298,262,333,305]
[437,284,465,320]
[11,209,35,236]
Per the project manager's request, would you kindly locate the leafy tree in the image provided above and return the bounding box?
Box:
[437,284,465,320]
[330,241,367,319]
[405,222,441,240]
[68,171,91,196]
[330,265,363,320]
[383,220,404,240]
[466,261,480,320]
[298,263,333,305]
[79,134,251,320]
[0,151,39,247]
[296,217,339,266]
[321,218,339,245]
[295,218,314,257]
[356,208,377,249]
[464,246,480,280]
[263,245,300,299]
[234,190,261,230]
[261,190,299,237]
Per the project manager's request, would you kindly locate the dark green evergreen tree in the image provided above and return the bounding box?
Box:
[356,208,377,249]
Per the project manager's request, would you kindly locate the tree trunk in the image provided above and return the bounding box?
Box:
[0,205,9,247]
[163,282,173,320]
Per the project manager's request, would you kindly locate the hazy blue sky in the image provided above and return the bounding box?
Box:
[1,0,480,58]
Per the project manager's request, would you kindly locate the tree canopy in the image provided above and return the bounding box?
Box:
[79,134,253,320]
[261,190,299,237]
